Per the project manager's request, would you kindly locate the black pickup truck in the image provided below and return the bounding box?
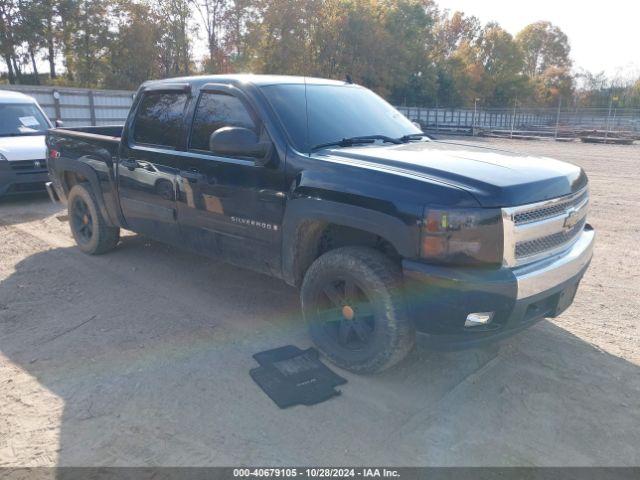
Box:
[45,75,595,373]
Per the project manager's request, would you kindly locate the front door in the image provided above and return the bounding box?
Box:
[117,88,189,246]
[176,87,285,276]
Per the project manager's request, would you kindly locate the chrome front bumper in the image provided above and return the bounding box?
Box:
[513,225,595,299]
[403,224,594,341]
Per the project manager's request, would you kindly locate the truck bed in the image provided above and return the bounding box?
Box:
[46,125,125,225]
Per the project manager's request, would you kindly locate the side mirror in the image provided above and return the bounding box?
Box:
[209,126,272,163]
[55,119,64,128]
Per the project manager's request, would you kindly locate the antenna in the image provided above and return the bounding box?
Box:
[345,74,353,84]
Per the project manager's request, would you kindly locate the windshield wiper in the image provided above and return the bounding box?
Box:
[311,135,402,152]
[398,133,431,142]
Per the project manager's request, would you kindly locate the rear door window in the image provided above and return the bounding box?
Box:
[189,92,257,152]
[133,92,188,148]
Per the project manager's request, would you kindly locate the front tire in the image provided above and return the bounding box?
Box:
[68,183,120,255]
[301,247,415,374]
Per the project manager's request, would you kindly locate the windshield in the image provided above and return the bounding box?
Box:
[260,83,421,153]
[0,103,50,137]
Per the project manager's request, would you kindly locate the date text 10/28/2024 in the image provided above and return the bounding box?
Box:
[233,468,400,478]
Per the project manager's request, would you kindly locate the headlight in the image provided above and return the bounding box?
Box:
[420,208,503,266]
[0,153,7,162]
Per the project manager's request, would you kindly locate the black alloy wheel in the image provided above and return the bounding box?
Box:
[71,196,94,245]
[301,247,415,373]
[67,183,120,255]
[317,277,376,351]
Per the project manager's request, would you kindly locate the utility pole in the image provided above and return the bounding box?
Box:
[473,98,480,136]
[510,97,518,138]
[612,104,618,137]
[554,95,562,140]
[604,96,618,141]
[605,95,618,141]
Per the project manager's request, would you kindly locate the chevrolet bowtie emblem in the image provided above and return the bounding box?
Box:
[563,206,581,230]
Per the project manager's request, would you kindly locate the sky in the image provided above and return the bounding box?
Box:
[436,0,640,78]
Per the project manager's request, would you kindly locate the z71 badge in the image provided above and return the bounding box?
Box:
[230,216,279,231]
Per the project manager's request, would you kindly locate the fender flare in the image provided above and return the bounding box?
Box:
[53,157,118,227]
[281,198,418,285]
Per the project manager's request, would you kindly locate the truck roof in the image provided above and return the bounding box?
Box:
[143,74,351,89]
[0,90,37,104]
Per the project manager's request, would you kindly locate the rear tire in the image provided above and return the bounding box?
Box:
[301,247,415,374]
[68,183,120,255]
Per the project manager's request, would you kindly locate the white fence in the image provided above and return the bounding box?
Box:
[0,84,135,127]
[2,84,637,138]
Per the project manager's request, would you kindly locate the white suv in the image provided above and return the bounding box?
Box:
[0,90,52,196]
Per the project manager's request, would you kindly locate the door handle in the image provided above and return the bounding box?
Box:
[121,158,139,170]
[180,170,204,182]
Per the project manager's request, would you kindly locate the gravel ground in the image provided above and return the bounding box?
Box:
[0,138,639,467]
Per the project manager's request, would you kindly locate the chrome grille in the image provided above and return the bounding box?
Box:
[515,218,586,258]
[503,187,589,266]
[513,189,588,225]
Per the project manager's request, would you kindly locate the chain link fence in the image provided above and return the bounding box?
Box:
[397,105,640,143]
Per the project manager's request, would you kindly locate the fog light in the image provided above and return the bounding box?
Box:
[465,312,494,327]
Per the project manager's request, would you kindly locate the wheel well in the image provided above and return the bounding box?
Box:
[292,221,401,286]
[62,171,88,194]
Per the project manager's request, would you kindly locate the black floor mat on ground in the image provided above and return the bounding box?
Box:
[250,346,347,409]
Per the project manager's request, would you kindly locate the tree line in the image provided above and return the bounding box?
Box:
[1,0,639,108]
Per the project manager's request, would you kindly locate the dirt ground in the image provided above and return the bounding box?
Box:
[0,138,639,467]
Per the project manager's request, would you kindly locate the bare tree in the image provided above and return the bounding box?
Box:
[189,0,231,72]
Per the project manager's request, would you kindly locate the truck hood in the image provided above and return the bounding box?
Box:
[321,140,587,207]
[0,135,47,161]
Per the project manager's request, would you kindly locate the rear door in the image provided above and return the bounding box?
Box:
[176,84,286,275]
[117,85,190,245]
